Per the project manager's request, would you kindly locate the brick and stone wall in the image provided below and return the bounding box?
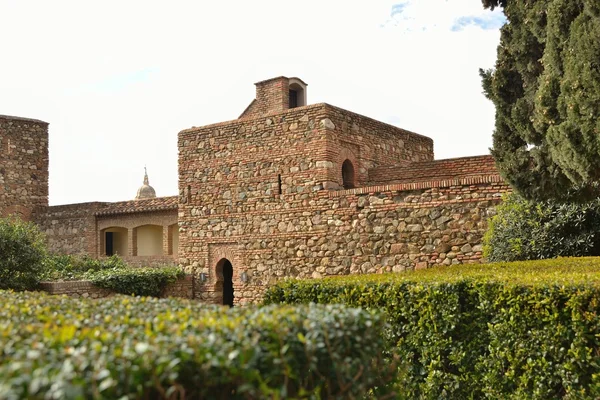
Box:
[184,176,510,305]
[39,275,195,299]
[0,115,49,221]
[34,197,179,266]
[3,79,510,308]
[178,103,463,305]
[38,281,114,299]
[36,202,108,255]
[319,104,433,189]
[368,155,498,185]
[240,76,292,119]
[96,208,178,264]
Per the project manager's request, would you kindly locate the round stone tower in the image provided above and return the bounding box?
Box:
[0,115,49,221]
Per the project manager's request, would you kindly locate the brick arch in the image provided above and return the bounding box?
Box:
[1,205,32,221]
[208,243,240,282]
[337,147,359,189]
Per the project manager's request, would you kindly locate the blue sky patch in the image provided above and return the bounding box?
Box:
[391,3,408,17]
[451,13,506,31]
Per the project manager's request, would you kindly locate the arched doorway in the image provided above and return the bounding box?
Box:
[342,159,356,189]
[216,258,234,307]
[102,227,128,256]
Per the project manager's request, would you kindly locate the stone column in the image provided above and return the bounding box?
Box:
[129,228,137,257]
[163,225,170,256]
[98,230,105,257]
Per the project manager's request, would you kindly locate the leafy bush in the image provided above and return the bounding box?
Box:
[40,254,127,281]
[40,254,182,297]
[89,266,184,297]
[264,258,600,399]
[0,217,47,291]
[0,292,391,399]
[484,193,600,261]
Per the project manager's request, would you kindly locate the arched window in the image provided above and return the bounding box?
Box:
[288,78,307,108]
[342,159,355,189]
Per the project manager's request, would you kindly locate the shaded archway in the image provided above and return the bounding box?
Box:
[102,227,128,256]
[216,258,234,307]
[135,224,163,256]
[342,159,356,189]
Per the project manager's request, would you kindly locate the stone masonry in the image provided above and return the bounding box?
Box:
[0,115,48,221]
[2,76,511,305]
[178,77,510,305]
[39,275,194,299]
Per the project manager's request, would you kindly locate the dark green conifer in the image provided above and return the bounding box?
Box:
[481,0,600,201]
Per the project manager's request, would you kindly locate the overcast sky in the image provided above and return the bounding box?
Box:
[0,1,505,205]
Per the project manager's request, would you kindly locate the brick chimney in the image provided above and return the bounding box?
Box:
[239,76,307,119]
[255,76,290,115]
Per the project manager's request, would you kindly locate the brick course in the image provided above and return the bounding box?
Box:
[39,275,194,299]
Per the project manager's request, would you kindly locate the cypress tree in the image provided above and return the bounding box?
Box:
[481,0,600,201]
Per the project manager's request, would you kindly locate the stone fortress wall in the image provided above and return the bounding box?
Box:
[0,115,49,221]
[1,76,509,305]
[36,202,108,255]
[178,77,510,305]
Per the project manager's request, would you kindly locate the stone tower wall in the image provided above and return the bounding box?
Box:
[178,103,442,305]
[0,115,49,221]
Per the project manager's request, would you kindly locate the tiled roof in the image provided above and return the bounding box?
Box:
[94,196,178,216]
[368,155,499,185]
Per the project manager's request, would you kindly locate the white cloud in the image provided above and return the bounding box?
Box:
[0,0,503,205]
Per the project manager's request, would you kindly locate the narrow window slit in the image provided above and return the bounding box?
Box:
[277,174,282,195]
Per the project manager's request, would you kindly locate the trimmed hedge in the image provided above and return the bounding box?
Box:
[0,291,392,399]
[264,258,600,399]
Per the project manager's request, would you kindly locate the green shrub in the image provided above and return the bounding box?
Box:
[89,266,184,297]
[484,193,600,261]
[0,217,47,291]
[264,258,600,399]
[0,292,391,399]
[40,254,181,297]
[40,254,127,281]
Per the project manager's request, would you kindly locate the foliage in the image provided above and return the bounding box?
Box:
[40,254,182,297]
[484,193,600,261]
[0,292,391,400]
[89,266,184,297]
[481,0,506,10]
[264,258,600,399]
[480,0,600,201]
[0,217,47,291]
[40,254,127,281]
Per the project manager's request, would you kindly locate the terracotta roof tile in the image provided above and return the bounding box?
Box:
[94,196,178,216]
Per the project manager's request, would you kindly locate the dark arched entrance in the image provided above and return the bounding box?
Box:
[342,159,355,189]
[216,258,234,307]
